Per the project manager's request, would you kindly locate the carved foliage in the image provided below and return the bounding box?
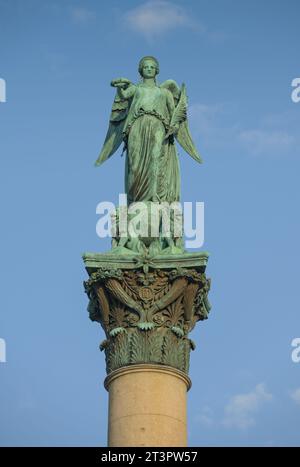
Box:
[84,267,211,374]
[103,328,193,374]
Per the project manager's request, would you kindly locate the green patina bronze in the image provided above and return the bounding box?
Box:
[83,254,210,375]
[83,57,211,376]
[95,56,202,204]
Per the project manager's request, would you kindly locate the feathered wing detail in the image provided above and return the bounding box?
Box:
[160,81,203,164]
[176,119,203,164]
[94,92,131,166]
[160,79,181,104]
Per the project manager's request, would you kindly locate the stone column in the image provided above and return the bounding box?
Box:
[105,364,191,447]
[83,252,211,447]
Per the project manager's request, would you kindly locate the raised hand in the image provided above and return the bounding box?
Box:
[110,78,131,89]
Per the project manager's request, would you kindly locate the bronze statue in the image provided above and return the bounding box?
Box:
[95,56,202,204]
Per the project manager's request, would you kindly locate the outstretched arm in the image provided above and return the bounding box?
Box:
[111,78,136,100]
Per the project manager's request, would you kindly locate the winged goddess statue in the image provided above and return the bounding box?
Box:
[95,56,202,204]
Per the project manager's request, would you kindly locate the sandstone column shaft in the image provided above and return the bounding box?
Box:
[105,364,191,447]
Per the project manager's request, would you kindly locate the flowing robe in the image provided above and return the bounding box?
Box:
[122,84,180,204]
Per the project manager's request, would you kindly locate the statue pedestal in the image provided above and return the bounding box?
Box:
[83,251,211,446]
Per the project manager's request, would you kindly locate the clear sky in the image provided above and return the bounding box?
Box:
[0,0,300,447]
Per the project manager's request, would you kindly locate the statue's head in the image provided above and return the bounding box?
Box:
[138,56,159,78]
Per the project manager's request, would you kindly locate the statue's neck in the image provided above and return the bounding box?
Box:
[142,78,156,87]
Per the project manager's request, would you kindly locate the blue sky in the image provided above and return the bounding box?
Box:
[0,0,300,446]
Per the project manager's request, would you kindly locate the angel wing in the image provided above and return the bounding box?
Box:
[94,92,131,167]
[160,80,203,164]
